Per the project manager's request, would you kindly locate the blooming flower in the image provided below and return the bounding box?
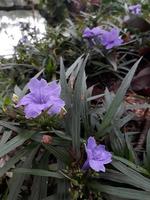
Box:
[100,28,123,49]
[128,4,141,15]
[83,27,104,38]
[83,27,106,47]
[17,78,65,119]
[82,137,112,172]
[83,27,123,49]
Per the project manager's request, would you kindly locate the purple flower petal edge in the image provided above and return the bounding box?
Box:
[82,137,112,172]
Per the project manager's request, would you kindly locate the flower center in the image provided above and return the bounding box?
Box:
[93,149,102,160]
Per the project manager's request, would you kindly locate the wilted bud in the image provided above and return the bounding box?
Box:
[42,135,53,144]
[6,172,13,178]
[12,94,19,103]
[0,155,9,168]
[59,107,67,118]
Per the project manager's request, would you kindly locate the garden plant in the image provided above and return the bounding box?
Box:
[0,0,150,199]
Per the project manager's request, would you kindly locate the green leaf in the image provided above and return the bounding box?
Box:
[3,97,11,106]
[112,160,150,192]
[0,131,35,157]
[7,146,39,200]
[14,168,63,179]
[60,55,88,158]
[110,132,125,156]
[57,161,70,200]
[0,120,21,133]
[87,94,104,102]
[146,129,150,164]
[107,54,117,71]
[29,153,50,200]
[65,55,84,79]
[113,155,150,176]
[113,127,126,152]
[80,71,89,137]
[52,129,72,141]
[0,131,12,147]
[71,55,88,158]
[125,133,137,162]
[60,57,72,108]
[99,170,144,189]
[89,182,150,200]
[60,57,72,136]
[97,57,142,136]
[0,147,30,177]
[43,144,70,165]
[119,113,135,128]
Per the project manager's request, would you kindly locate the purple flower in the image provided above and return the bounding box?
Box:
[128,4,141,15]
[83,27,123,49]
[83,27,106,47]
[100,28,123,49]
[17,78,65,119]
[83,27,105,38]
[82,137,112,172]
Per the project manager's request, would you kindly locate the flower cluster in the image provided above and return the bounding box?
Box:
[128,4,141,15]
[17,78,65,119]
[83,27,123,49]
[82,137,112,172]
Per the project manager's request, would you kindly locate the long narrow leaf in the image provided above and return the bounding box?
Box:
[15,168,63,179]
[146,129,150,164]
[29,153,50,200]
[71,55,88,158]
[43,144,70,165]
[57,161,70,200]
[65,54,84,79]
[112,160,150,192]
[7,146,39,200]
[0,131,12,147]
[89,182,150,200]
[113,155,150,176]
[0,147,31,177]
[0,131,35,157]
[60,57,72,136]
[97,57,142,136]
[0,120,21,133]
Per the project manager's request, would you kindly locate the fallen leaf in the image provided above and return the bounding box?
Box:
[131,67,150,96]
[124,15,150,32]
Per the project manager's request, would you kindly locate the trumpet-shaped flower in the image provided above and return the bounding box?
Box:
[82,137,112,172]
[83,27,105,38]
[100,28,123,49]
[128,4,141,15]
[83,27,123,49]
[17,78,65,119]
